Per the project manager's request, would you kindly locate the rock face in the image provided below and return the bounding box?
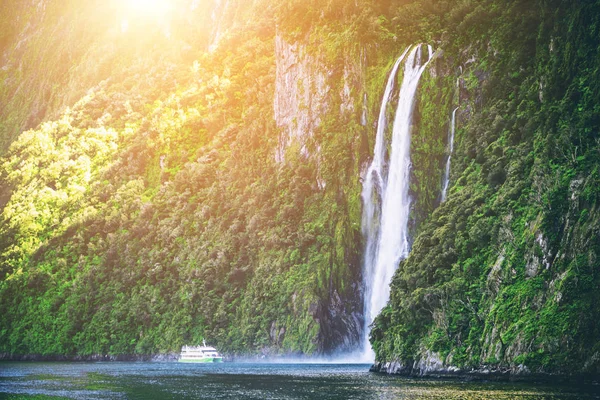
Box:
[369,0,600,378]
[1,0,599,372]
[372,350,460,377]
[0,0,374,359]
[270,33,365,353]
[208,0,229,52]
[273,33,329,162]
[370,356,592,383]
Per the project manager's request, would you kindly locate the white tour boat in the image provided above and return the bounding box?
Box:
[179,341,223,363]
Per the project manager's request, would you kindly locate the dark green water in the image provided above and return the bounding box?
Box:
[0,362,597,400]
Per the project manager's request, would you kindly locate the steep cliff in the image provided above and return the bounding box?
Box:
[0,0,598,375]
[0,0,368,357]
[370,0,600,377]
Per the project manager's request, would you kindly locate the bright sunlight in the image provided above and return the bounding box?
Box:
[117,0,174,35]
[125,0,172,17]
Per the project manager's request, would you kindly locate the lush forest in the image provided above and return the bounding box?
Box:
[1,0,599,377]
[371,0,600,377]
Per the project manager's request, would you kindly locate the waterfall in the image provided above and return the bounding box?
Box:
[360,45,433,361]
[441,107,459,202]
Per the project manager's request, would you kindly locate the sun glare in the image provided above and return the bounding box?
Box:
[118,0,174,35]
[125,0,172,18]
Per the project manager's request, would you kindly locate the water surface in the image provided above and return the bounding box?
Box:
[0,362,597,399]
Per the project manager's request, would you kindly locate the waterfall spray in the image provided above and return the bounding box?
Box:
[360,45,433,361]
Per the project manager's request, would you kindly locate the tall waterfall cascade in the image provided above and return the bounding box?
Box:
[359,44,434,361]
[441,107,459,202]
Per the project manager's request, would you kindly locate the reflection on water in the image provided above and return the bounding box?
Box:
[0,362,598,400]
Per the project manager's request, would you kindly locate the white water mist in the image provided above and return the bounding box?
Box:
[359,45,433,361]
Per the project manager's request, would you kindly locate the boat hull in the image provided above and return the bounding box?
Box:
[179,357,223,363]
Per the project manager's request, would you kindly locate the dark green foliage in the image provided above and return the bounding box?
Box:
[0,0,369,358]
[371,0,600,375]
[0,0,599,375]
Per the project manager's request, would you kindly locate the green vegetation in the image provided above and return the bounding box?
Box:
[371,0,600,375]
[0,0,599,375]
[0,0,370,357]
